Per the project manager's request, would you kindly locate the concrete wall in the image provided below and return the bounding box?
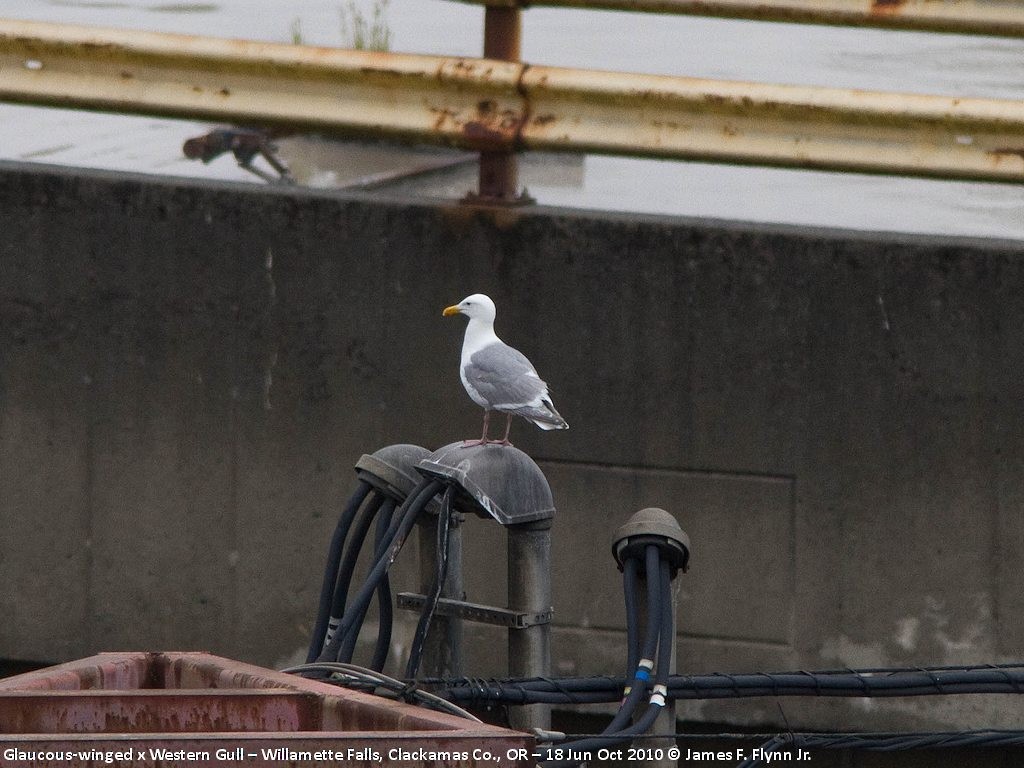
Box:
[2,160,1023,733]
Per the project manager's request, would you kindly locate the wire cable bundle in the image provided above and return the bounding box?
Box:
[538,543,678,767]
[434,661,1024,706]
[303,476,449,671]
[281,661,480,722]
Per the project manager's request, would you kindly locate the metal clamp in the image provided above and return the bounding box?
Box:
[397,592,552,629]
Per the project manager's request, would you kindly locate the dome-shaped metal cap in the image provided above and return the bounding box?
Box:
[416,442,555,525]
[355,444,432,502]
[613,507,690,575]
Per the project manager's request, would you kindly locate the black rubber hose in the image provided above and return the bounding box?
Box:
[600,544,662,734]
[623,556,640,675]
[540,544,666,766]
[374,476,431,560]
[325,492,387,644]
[737,735,788,768]
[621,557,673,735]
[319,478,442,662]
[306,481,373,663]
[370,499,396,671]
[405,485,455,679]
[541,556,675,767]
[338,497,397,664]
[639,545,662,666]
[656,558,673,680]
[440,665,1024,704]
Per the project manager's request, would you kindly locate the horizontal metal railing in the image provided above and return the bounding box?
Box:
[453,0,1024,38]
[2,9,1024,198]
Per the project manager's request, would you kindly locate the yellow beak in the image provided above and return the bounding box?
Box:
[442,305,462,317]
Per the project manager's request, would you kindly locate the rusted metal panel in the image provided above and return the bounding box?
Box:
[0,653,154,692]
[155,652,480,732]
[0,690,321,734]
[0,653,535,767]
[450,0,1024,38]
[4,18,1024,182]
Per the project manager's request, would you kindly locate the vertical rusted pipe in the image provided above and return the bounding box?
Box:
[478,5,522,202]
[484,6,521,60]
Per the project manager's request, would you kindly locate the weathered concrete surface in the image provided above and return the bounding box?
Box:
[2,160,1024,734]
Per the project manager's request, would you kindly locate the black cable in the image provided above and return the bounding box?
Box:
[736,729,1024,766]
[330,493,387,626]
[737,734,788,768]
[602,544,662,734]
[282,661,480,722]
[542,558,674,766]
[318,478,442,662]
[338,497,397,663]
[405,485,455,680]
[370,499,397,671]
[623,556,640,675]
[436,663,1024,705]
[540,548,675,765]
[306,481,373,663]
[794,729,1024,750]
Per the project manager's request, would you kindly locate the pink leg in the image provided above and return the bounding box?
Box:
[462,410,492,447]
[498,413,514,446]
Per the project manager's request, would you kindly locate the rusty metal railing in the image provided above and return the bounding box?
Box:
[2,7,1024,204]
[461,0,1024,201]
[454,0,1024,38]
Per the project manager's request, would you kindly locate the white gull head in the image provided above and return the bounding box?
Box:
[443,293,496,324]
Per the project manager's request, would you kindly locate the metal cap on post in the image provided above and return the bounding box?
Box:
[613,507,690,576]
[355,444,433,502]
[416,442,555,525]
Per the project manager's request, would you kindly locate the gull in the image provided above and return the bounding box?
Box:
[443,293,568,446]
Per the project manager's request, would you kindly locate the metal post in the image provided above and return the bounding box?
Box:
[476,6,522,203]
[416,512,464,678]
[507,519,552,731]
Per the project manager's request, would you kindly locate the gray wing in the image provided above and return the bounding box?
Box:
[465,342,547,408]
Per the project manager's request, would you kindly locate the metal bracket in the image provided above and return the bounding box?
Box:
[397,592,552,629]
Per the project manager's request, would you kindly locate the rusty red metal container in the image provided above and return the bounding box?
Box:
[0,652,534,766]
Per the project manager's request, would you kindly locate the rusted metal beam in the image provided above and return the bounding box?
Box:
[0,652,536,767]
[0,690,321,733]
[449,0,1024,38]
[0,19,526,148]
[3,19,1024,183]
